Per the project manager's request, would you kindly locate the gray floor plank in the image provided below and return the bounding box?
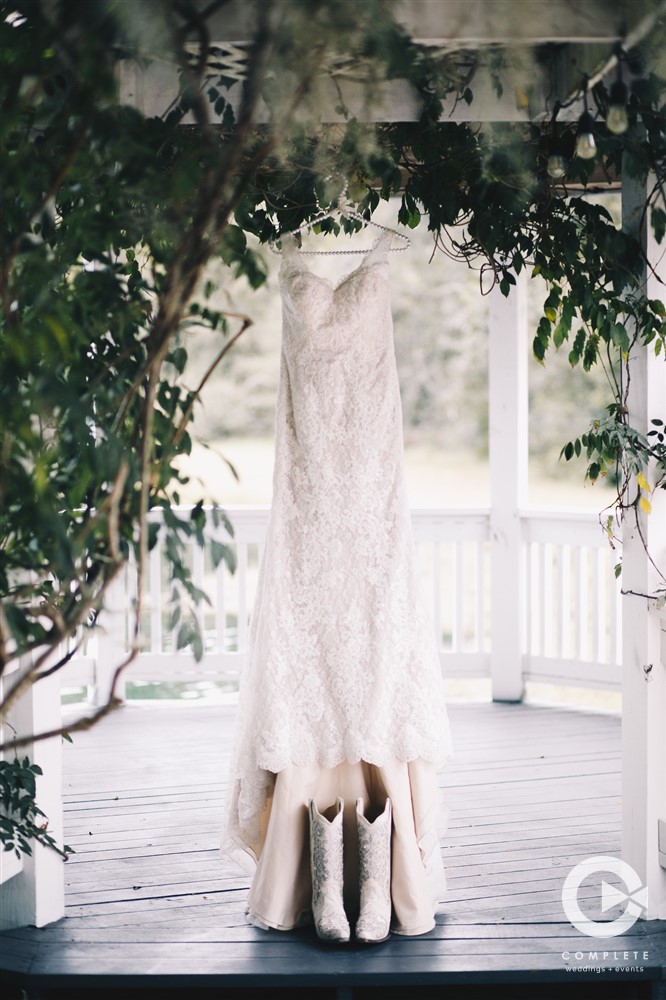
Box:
[2,699,664,990]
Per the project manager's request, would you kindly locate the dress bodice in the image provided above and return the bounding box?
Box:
[278,231,394,357]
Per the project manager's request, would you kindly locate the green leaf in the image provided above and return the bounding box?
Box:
[148,522,160,552]
[652,206,666,244]
[169,346,187,374]
[610,322,630,352]
[210,539,229,569]
[176,624,190,650]
[533,335,546,363]
[219,225,247,266]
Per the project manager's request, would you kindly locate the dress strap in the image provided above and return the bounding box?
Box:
[364,228,395,265]
[279,235,304,276]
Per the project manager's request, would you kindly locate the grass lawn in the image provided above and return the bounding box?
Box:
[175,435,616,511]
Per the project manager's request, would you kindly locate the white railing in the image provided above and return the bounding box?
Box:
[522,511,622,689]
[62,505,622,699]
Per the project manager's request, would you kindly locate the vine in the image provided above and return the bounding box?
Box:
[245,50,666,602]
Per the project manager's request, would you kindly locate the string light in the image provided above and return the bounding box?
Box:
[606,64,629,135]
[547,146,567,178]
[546,106,567,178]
[575,84,597,160]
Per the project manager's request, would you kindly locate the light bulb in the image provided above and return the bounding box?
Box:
[575,110,597,159]
[607,79,629,134]
[547,152,567,178]
[606,104,629,134]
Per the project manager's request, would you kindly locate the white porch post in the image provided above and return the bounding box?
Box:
[621,168,666,920]
[488,272,528,702]
[0,662,65,930]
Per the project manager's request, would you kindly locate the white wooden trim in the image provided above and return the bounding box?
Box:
[0,848,23,887]
[524,655,621,690]
[198,0,639,45]
[488,273,528,700]
[620,166,666,921]
[0,661,24,888]
[439,651,491,677]
[0,658,64,930]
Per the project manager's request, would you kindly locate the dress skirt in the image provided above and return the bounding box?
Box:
[230,757,447,936]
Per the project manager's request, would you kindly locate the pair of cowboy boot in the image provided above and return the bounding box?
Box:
[308,796,392,944]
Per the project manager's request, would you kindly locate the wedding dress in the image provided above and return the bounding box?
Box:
[222,229,454,934]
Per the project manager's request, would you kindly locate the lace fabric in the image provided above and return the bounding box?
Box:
[223,230,454,861]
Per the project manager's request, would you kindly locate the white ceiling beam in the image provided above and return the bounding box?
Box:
[117,0,666,125]
[198,0,655,46]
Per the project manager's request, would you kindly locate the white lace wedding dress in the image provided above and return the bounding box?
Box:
[222,230,454,934]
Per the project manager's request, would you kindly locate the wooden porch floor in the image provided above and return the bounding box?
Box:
[1,698,665,998]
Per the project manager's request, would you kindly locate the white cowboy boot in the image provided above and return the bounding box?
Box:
[308,797,350,943]
[355,797,392,944]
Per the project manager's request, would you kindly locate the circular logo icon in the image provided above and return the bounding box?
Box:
[561,854,648,938]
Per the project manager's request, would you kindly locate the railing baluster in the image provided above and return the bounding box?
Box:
[192,540,205,653]
[455,541,465,652]
[596,547,606,664]
[536,540,545,657]
[524,540,532,655]
[149,537,162,653]
[572,544,581,663]
[449,542,458,652]
[216,539,226,655]
[237,542,248,653]
[432,540,441,649]
[578,546,589,662]
[560,544,571,660]
[475,539,484,653]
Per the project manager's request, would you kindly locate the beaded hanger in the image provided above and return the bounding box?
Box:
[269,184,410,256]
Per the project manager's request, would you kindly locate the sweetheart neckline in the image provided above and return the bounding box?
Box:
[281,255,387,292]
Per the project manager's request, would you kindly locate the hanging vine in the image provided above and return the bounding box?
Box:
[241,35,666,604]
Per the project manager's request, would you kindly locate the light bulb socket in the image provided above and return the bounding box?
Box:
[609,78,628,107]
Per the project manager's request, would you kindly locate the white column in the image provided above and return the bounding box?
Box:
[621,168,666,920]
[0,661,65,929]
[488,271,528,701]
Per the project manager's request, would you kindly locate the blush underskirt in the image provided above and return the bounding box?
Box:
[229,756,448,936]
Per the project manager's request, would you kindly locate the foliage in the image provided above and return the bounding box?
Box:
[242,38,666,598]
[0,755,72,859]
[2,0,666,862]
[0,0,470,856]
[1,1,443,728]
